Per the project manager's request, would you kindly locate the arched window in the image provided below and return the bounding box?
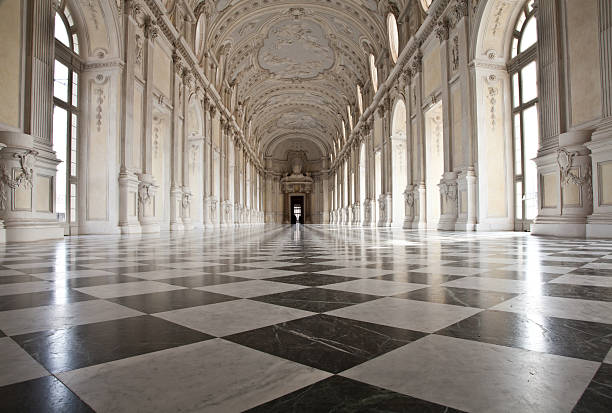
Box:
[387,13,399,63]
[53,2,80,234]
[419,0,433,12]
[194,14,206,57]
[347,105,353,130]
[369,54,378,93]
[357,85,364,115]
[509,0,538,230]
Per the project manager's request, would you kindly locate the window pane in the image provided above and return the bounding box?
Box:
[521,61,537,103]
[515,181,523,220]
[54,13,70,47]
[512,73,520,107]
[71,72,78,107]
[513,113,522,175]
[357,85,363,114]
[54,60,69,102]
[70,183,77,223]
[71,113,78,176]
[72,33,79,54]
[511,37,519,58]
[520,17,537,52]
[523,105,539,220]
[516,12,526,32]
[370,54,378,92]
[53,106,68,222]
[388,13,399,63]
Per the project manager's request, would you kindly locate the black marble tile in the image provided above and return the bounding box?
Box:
[104,264,162,275]
[396,286,518,308]
[570,267,612,277]
[53,274,146,288]
[13,265,87,275]
[227,314,425,373]
[156,273,250,288]
[199,264,253,274]
[377,272,464,285]
[540,283,612,302]
[0,274,49,284]
[108,289,237,313]
[364,262,422,271]
[0,375,93,412]
[435,310,612,362]
[0,329,5,338]
[267,273,358,286]
[573,363,612,412]
[246,375,464,413]
[476,269,560,282]
[13,315,212,373]
[280,263,344,273]
[540,260,584,268]
[254,287,379,312]
[0,289,95,312]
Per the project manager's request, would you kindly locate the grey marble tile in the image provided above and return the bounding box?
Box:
[342,334,599,413]
[550,273,612,287]
[74,281,185,299]
[0,300,143,336]
[441,276,541,294]
[322,279,428,296]
[492,294,612,324]
[154,299,314,336]
[58,339,330,413]
[315,267,395,279]
[326,297,482,333]
[0,337,48,386]
[220,268,304,279]
[0,281,55,297]
[196,280,307,298]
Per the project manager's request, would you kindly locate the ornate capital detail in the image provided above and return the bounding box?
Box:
[125,0,143,20]
[435,20,449,42]
[411,49,423,73]
[144,19,159,41]
[0,150,37,211]
[557,148,593,201]
[455,0,469,19]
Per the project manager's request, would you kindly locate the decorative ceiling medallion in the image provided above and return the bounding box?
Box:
[277,112,323,130]
[257,18,335,79]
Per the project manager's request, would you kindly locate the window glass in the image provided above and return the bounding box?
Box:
[71,72,78,107]
[369,54,378,92]
[54,60,69,102]
[520,17,537,52]
[387,13,399,63]
[512,73,520,108]
[357,85,363,115]
[53,106,68,221]
[513,113,522,175]
[523,105,539,220]
[71,113,78,176]
[55,13,70,47]
[521,61,537,103]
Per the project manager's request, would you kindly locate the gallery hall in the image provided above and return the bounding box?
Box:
[0,0,611,411]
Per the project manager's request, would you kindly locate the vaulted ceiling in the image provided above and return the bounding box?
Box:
[195,0,398,162]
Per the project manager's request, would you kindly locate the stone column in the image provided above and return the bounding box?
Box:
[401,69,415,228]
[412,51,427,229]
[138,19,159,234]
[170,58,185,232]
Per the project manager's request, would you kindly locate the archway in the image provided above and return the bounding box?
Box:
[391,99,407,227]
[472,0,533,231]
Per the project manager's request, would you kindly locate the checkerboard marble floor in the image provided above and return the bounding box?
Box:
[1,225,611,412]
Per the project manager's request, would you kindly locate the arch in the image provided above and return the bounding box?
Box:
[472,0,534,231]
[391,98,407,136]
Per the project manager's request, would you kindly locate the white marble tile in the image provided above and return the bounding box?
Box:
[0,300,142,335]
[322,279,428,296]
[81,261,139,269]
[0,269,26,276]
[4,262,58,269]
[408,266,485,276]
[196,280,306,298]
[341,334,599,413]
[549,273,612,287]
[441,276,541,294]
[75,281,185,299]
[154,299,313,336]
[221,268,304,280]
[0,281,55,297]
[58,339,330,413]
[0,337,49,386]
[583,262,612,270]
[34,269,116,280]
[604,347,612,364]
[492,294,612,324]
[315,267,394,279]
[326,297,481,333]
[123,269,206,281]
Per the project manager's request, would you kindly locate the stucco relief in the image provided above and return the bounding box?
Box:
[257,19,335,79]
[277,112,323,131]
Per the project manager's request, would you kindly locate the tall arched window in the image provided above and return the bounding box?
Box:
[194,14,206,58]
[369,54,378,93]
[53,2,80,234]
[357,85,364,115]
[509,0,538,231]
[387,13,399,63]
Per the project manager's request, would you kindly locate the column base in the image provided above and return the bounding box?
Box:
[586,213,612,238]
[532,216,587,238]
[170,222,185,231]
[4,220,64,242]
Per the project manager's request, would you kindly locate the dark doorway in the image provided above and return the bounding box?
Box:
[291,196,304,224]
